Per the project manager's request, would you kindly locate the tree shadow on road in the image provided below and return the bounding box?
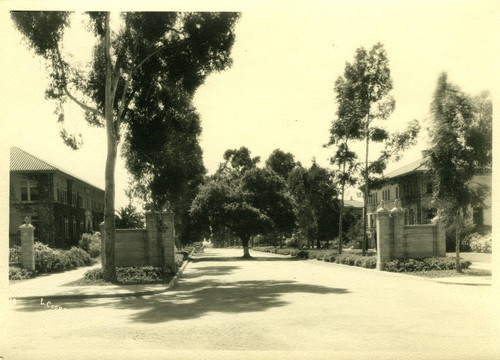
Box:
[181,265,241,279]
[191,256,301,262]
[12,279,349,324]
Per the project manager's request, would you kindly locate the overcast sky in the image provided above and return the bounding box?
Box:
[1,0,498,209]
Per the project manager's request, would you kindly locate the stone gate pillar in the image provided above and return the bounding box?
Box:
[376,201,391,270]
[19,217,35,271]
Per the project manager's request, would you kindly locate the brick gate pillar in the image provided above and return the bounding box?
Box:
[146,212,176,274]
[19,217,35,271]
[390,199,405,258]
[99,222,106,268]
[376,201,391,270]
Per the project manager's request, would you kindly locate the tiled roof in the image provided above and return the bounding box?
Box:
[10,147,59,171]
[10,147,104,191]
[383,158,428,179]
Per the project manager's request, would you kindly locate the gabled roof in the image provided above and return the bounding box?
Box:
[10,147,59,172]
[10,147,104,191]
[383,158,428,179]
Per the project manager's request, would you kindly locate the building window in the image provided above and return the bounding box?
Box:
[382,189,391,201]
[20,180,38,202]
[80,220,85,232]
[78,193,83,208]
[73,217,77,236]
[72,192,76,206]
[395,187,399,199]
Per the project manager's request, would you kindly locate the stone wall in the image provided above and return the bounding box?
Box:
[376,200,445,270]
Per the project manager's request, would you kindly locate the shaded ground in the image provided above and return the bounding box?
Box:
[2,248,498,360]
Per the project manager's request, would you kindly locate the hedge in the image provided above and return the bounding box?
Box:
[252,247,377,269]
[383,257,471,272]
[83,253,185,284]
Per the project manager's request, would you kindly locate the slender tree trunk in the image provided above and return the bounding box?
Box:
[339,181,345,255]
[242,237,251,258]
[455,211,462,273]
[362,114,370,256]
[103,13,117,282]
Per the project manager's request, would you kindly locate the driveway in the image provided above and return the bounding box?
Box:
[2,248,498,359]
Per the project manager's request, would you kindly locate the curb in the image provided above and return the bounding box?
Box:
[12,257,192,301]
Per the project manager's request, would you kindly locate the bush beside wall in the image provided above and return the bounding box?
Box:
[34,241,94,273]
[468,233,492,253]
[383,257,471,272]
[78,232,101,258]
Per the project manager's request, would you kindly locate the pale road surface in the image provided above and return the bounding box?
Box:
[2,248,499,360]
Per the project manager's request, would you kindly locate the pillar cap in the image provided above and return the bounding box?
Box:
[19,216,35,229]
[376,200,389,214]
[390,199,404,214]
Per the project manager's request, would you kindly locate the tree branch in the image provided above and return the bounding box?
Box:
[55,46,104,118]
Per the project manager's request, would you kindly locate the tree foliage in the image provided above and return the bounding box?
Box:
[265,149,297,180]
[425,73,492,271]
[287,162,339,249]
[331,42,419,254]
[12,11,240,280]
[190,151,295,257]
[218,146,261,175]
[115,205,145,229]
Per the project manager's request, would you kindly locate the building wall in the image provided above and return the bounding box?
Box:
[472,172,492,227]
[10,170,104,248]
[10,172,55,246]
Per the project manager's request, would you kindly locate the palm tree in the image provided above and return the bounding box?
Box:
[115,205,145,229]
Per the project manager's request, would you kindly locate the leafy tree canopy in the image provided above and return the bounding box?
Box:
[265,149,297,180]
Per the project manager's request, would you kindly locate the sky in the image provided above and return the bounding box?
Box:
[0,0,498,210]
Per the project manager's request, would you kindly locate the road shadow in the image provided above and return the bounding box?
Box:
[12,278,349,324]
[181,265,241,279]
[191,256,300,262]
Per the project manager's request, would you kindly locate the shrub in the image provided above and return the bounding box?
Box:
[175,253,185,270]
[297,250,309,259]
[84,266,165,284]
[84,268,104,281]
[9,245,21,263]
[9,267,37,280]
[469,233,492,253]
[34,241,95,273]
[79,232,101,258]
[176,251,189,261]
[383,257,471,272]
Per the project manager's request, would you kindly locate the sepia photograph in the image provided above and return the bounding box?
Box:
[1,1,498,359]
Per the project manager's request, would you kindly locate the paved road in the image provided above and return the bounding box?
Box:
[2,248,498,359]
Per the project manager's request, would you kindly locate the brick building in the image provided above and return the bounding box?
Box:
[364,158,491,247]
[9,147,105,248]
